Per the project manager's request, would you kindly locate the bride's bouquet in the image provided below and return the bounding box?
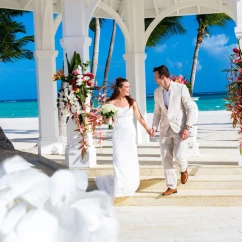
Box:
[100,104,118,129]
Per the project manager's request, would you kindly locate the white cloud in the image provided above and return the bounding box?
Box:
[172,42,178,48]
[154,44,167,53]
[176,62,183,69]
[197,60,202,71]
[201,34,237,57]
[167,59,183,70]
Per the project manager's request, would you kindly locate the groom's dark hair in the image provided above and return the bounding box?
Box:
[153,65,170,78]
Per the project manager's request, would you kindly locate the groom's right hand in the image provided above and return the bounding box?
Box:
[151,128,156,137]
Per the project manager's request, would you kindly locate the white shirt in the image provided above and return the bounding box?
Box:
[162,85,171,109]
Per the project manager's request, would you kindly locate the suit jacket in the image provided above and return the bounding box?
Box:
[152,81,196,138]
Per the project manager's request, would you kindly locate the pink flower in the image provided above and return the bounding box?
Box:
[233,59,242,64]
[84,73,94,79]
[87,80,93,86]
[236,76,242,82]
[73,69,79,75]
[233,48,240,54]
[239,68,242,75]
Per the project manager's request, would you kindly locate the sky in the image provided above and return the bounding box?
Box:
[0,12,238,100]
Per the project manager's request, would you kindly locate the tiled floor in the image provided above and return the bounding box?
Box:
[116,207,242,242]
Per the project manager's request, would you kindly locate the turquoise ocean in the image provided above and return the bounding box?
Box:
[0,92,228,118]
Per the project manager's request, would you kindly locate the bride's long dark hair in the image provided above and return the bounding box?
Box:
[107,77,134,107]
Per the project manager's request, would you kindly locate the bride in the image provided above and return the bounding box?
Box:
[95,77,151,198]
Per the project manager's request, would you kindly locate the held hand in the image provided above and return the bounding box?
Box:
[146,128,153,136]
[179,129,190,140]
[150,128,156,137]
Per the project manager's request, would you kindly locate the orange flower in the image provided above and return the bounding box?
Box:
[52,69,64,80]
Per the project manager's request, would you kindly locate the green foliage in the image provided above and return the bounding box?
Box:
[196,13,232,35]
[89,18,106,32]
[66,51,82,74]
[145,16,186,48]
[0,9,34,62]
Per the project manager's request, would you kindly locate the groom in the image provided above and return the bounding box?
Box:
[151,65,196,196]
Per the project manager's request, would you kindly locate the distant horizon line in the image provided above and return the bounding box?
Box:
[0,91,227,102]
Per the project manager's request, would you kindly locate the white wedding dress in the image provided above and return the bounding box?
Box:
[95,106,140,198]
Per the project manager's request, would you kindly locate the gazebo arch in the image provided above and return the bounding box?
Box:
[0,0,241,167]
[53,2,131,50]
[97,2,131,50]
[54,13,62,34]
[144,0,235,49]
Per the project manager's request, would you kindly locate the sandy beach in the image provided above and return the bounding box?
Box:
[0,118,39,150]
[0,110,238,152]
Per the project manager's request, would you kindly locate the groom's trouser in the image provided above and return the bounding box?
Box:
[160,126,188,189]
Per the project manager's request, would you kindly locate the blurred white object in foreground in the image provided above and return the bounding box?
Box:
[0,156,119,242]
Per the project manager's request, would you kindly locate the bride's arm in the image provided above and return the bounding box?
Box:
[133,101,151,135]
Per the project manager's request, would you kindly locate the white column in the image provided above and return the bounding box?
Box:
[235,0,242,46]
[33,0,61,155]
[123,0,149,144]
[60,0,96,168]
[123,53,148,144]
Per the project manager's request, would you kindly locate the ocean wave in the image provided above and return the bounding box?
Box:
[194,91,226,95]
[0,99,37,103]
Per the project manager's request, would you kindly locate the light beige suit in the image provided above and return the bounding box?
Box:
[152,81,196,189]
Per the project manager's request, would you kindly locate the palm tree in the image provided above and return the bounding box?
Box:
[102,16,186,95]
[0,21,34,62]
[0,9,34,150]
[0,9,26,21]
[89,18,106,77]
[103,20,116,96]
[0,9,34,62]
[189,14,231,96]
[145,16,186,48]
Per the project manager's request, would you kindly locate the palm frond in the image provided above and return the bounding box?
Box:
[0,10,34,62]
[196,13,232,29]
[146,16,186,48]
[0,9,28,21]
[89,18,106,32]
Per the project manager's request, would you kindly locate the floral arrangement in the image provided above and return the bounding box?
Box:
[100,104,118,129]
[53,52,103,158]
[170,74,192,92]
[223,43,242,153]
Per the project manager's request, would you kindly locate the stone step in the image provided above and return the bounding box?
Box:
[112,190,242,206]
[136,178,242,191]
[96,148,238,161]
[97,143,238,149]
[97,147,238,155]
[86,166,194,177]
[88,177,242,192]
[196,167,242,175]
[96,156,238,166]
[84,165,242,177]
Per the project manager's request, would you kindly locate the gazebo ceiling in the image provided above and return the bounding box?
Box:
[0,0,235,22]
[94,0,232,19]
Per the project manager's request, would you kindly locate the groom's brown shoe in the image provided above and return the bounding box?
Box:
[162,188,177,196]
[181,169,188,184]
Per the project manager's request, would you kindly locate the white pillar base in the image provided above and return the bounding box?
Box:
[35,50,62,155]
[65,146,96,168]
[65,119,96,168]
[238,146,242,166]
[38,138,62,155]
